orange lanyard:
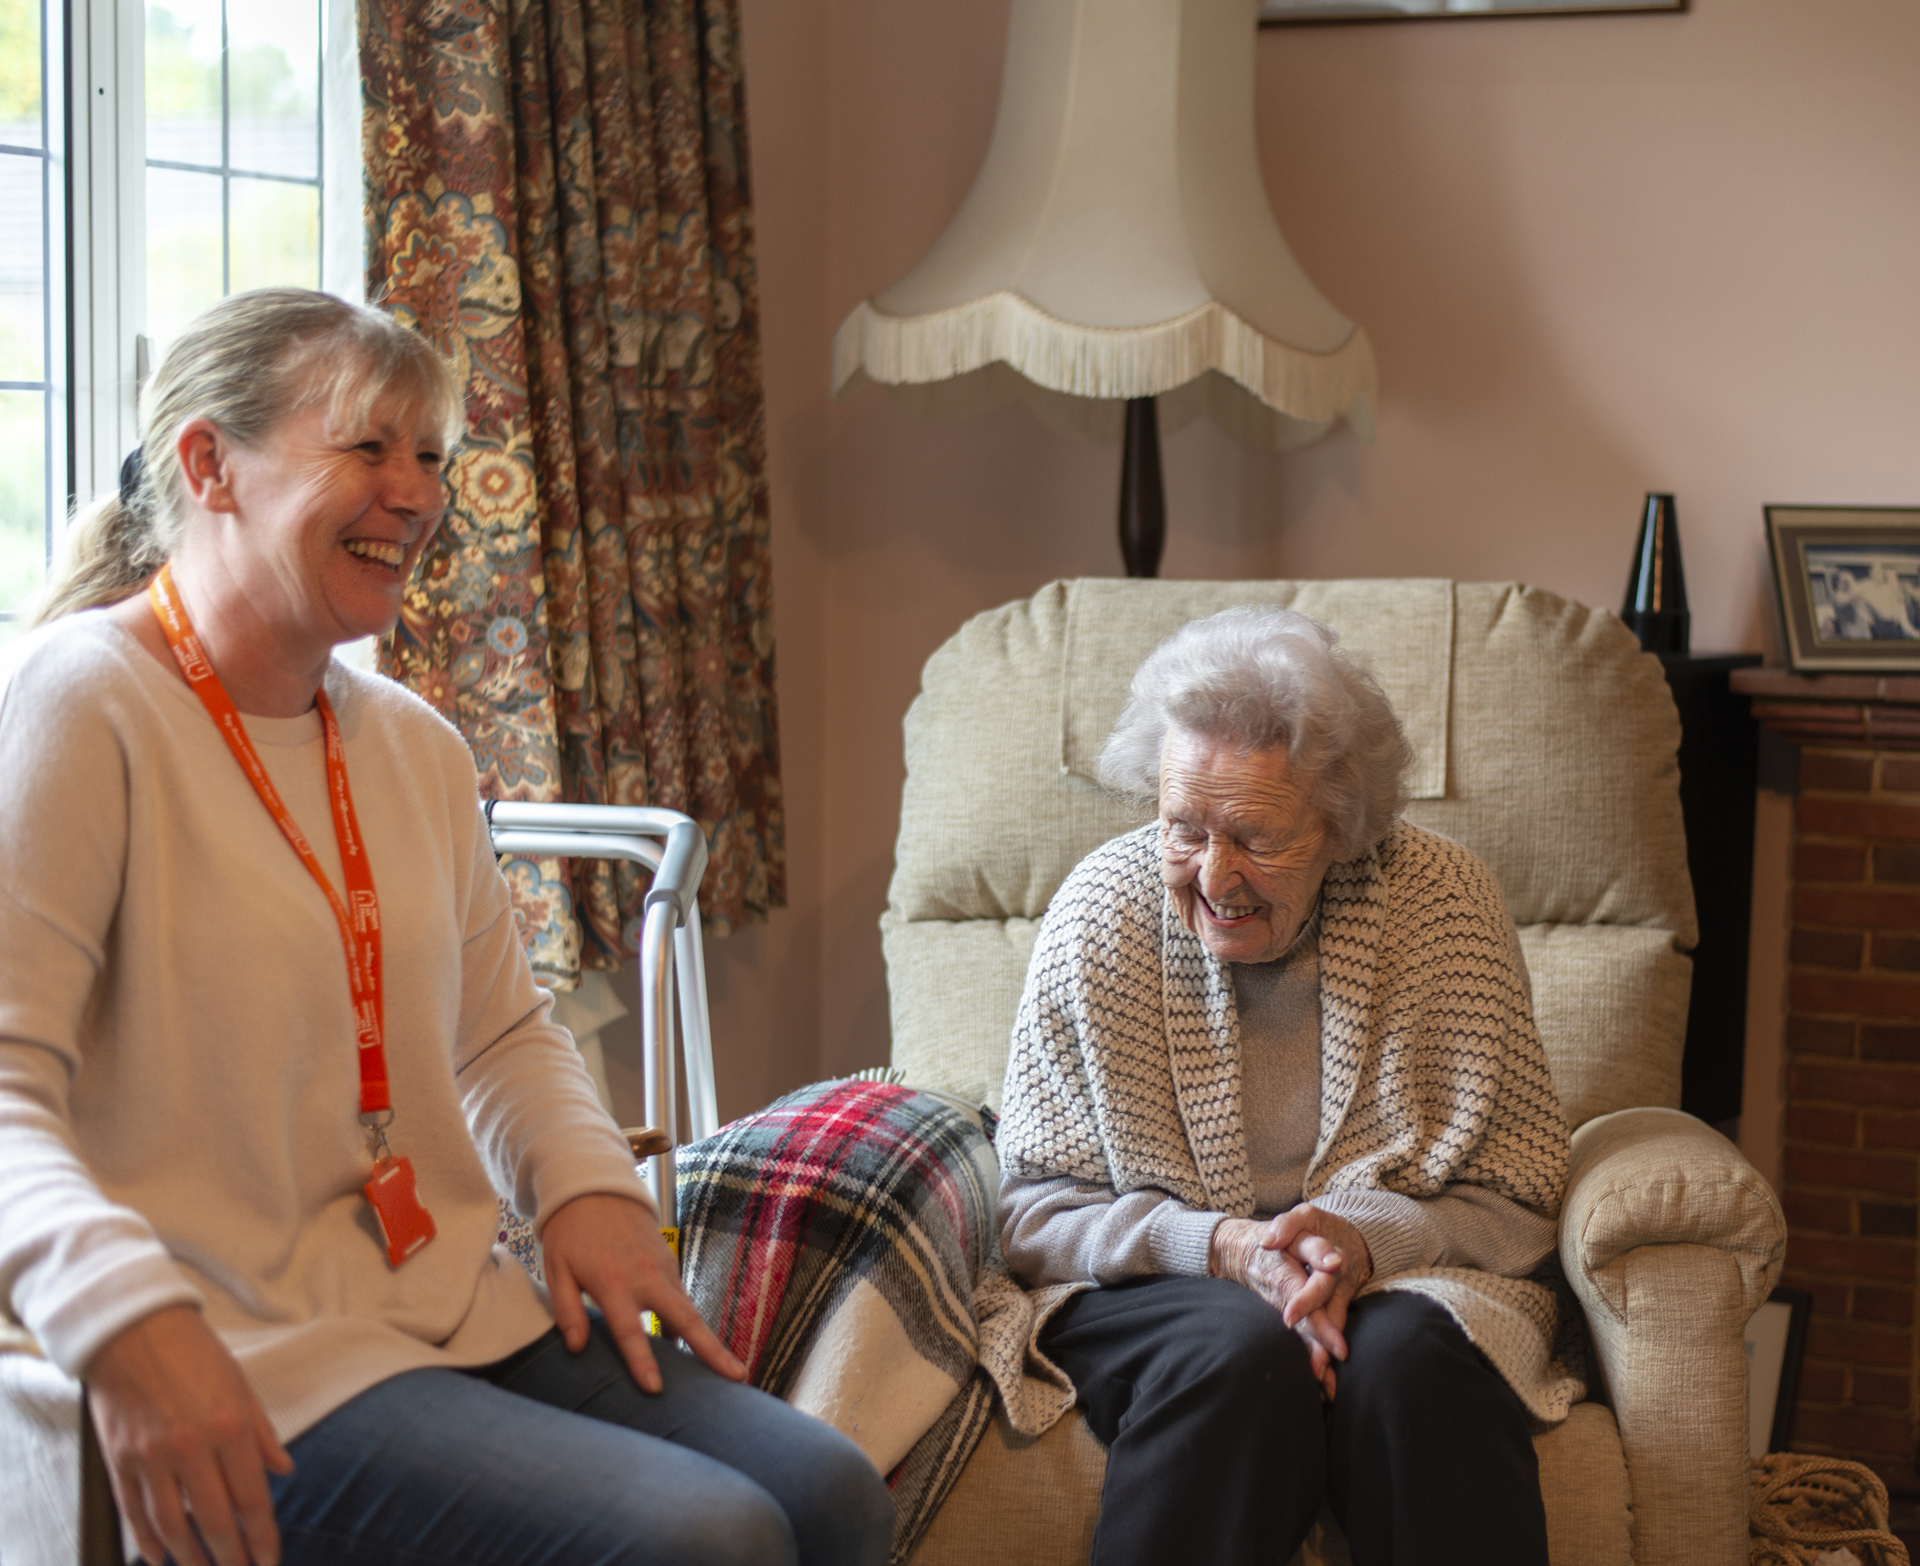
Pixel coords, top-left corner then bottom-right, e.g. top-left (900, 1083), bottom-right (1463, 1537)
top-left (147, 565), bottom-right (391, 1121)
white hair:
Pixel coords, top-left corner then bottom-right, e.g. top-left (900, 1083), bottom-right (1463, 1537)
top-left (1096, 605), bottom-right (1413, 860)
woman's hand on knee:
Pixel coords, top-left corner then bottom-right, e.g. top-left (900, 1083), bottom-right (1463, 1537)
top-left (84, 1303), bottom-right (294, 1566)
top-left (539, 1192), bottom-right (747, 1393)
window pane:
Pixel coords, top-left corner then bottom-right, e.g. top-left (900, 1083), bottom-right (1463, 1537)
top-left (147, 0), bottom-right (223, 169)
top-left (147, 165), bottom-right (223, 358)
top-left (0, 149), bottom-right (43, 380)
top-left (0, 0), bottom-right (43, 146)
top-left (231, 177), bottom-right (317, 294)
top-left (230, 2), bottom-right (319, 179)
top-left (0, 388), bottom-right (47, 622)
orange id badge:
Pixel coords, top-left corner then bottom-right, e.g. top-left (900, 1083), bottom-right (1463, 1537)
top-left (364, 1155), bottom-right (437, 1267)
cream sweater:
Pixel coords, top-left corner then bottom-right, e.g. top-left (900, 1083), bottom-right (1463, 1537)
top-left (0, 612), bottom-right (650, 1440)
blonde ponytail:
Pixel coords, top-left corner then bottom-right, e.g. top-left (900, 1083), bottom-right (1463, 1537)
top-left (29, 491), bottom-right (171, 625)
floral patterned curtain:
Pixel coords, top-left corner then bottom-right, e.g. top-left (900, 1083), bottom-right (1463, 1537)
top-left (361, 0), bottom-right (783, 985)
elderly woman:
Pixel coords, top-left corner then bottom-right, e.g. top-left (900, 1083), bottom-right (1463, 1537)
top-left (0, 289), bottom-right (891, 1566)
top-left (998, 607), bottom-right (1575, 1566)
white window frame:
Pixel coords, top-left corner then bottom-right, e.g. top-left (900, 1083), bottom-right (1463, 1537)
top-left (67, 0), bottom-right (144, 510)
top-left (321, 0), bottom-right (364, 307)
top-left (0, 0), bottom-right (71, 619)
top-left (63, 0), bottom-right (361, 524)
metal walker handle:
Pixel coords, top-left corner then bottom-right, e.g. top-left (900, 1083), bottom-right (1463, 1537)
top-left (484, 803), bottom-right (718, 1231)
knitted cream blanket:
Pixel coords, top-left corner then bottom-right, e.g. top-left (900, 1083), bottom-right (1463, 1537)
top-left (996, 821), bottom-right (1585, 1431)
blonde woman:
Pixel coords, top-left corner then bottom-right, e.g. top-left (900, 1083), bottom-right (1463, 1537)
top-left (0, 290), bottom-right (890, 1566)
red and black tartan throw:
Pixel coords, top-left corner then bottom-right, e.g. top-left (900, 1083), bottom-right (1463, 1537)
top-left (676, 1078), bottom-right (1008, 1565)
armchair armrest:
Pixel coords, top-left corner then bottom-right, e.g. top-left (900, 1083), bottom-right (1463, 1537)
top-left (1561, 1107), bottom-right (1786, 1566)
top-left (1566, 1106), bottom-right (1784, 1312)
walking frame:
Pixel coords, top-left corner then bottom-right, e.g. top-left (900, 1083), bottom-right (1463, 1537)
top-left (68, 803), bottom-right (721, 1566)
top-left (483, 801), bottom-right (723, 1229)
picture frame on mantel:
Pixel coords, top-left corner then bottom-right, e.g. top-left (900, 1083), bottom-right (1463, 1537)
top-left (1744, 1286), bottom-right (1811, 1458)
top-left (1767, 505), bottom-right (1920, 673)
top-left (1259, 0), bottom-right (1684, 23)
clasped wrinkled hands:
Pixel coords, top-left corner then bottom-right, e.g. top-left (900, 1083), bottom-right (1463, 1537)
top-left (1208, 1204), bottom-right (1372, 1401)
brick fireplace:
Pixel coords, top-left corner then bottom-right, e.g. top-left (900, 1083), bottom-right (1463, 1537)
top-left (1736, 669), bottom-right (1920, 1489)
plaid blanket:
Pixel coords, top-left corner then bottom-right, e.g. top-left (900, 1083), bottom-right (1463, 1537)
top-left (493, 1077), bottom-right (1035, 1560)
top-left (677, 1078), bottom-right (1012, 1564)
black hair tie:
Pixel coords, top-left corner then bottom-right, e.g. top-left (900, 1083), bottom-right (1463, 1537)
top-left (118, 446), bottom-right (145, 506)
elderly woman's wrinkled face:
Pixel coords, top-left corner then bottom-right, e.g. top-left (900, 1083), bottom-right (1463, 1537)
top-left (1158, 730), bottom-right (1338, 965)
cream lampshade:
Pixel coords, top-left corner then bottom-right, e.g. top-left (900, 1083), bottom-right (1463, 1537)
top-left (832, 0), bottom-right (1378, 575)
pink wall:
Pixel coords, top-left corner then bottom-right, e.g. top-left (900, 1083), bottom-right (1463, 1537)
top-left (695, 0), bottom-right (1920, 1115)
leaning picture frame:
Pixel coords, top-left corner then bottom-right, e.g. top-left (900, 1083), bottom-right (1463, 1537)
top-left (1745, 1286), bottom-right (1811, 1458)
top-left (1766, 505), bottom-right (1920, 673)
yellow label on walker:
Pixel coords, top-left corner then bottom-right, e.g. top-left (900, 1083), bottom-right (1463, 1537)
top-left (643, 1229), bottom-right (683, 1336)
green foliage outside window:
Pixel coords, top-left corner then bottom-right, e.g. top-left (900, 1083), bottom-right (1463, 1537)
top-left (0, 0), bottom-right (41, 126)
top-left (146, 5), bottom-right (314, 136)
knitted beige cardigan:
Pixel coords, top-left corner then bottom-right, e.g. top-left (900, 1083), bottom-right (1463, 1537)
top-left (996, 820), bottom-right (1585, 1429)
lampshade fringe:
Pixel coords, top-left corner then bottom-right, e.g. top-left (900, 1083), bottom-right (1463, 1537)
top-left (833, 289), bottom-right (1377, 439)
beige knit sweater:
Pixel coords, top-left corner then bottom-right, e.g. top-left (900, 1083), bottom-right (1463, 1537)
top-left (996, 821), bottom-right (1585, 1427)
top-left (0, 612), bottom-right (650, 1440)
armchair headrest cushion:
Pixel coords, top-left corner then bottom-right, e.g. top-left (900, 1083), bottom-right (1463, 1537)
top-left (1058, 578), bottom-right (1453, 800)
top-left (893, 578), bottom-right (1692, 940)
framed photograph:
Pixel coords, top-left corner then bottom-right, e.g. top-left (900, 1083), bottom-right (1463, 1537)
top-left (1767, 506), bottom-right (1920, 673)
top-left (1745, 1286), bottom-right (1811, 1458)
top-left (1260, 0), bottom-right (1685, 24)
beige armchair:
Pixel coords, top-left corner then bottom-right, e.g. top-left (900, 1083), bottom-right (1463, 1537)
top-left (882, 579), bottom-right (1786, 1566)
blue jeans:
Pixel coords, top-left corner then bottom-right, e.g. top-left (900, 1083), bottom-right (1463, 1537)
top-left (268, 1319), bottom-right (895, 1566)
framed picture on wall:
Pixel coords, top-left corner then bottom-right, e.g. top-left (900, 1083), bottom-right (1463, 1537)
top-left (1746, 1286), bottom-right (1811, 1458)
top-left (1767, 506), bottom-right (1920, 673)
top-left (1259, 0), bottom-right (1685, 23)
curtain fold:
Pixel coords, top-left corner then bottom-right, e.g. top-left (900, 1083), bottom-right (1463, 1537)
top-left (361, 0), bottom-right (782, 983)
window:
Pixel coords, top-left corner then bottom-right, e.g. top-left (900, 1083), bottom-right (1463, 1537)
top-left (144, 0), bottom-right (321, 361)
top-left (0, 0), bottom-right (66, 642)
top-left (0, 0), bottom-right (358, 643)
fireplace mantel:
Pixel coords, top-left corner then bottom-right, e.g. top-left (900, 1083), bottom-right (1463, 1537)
top-left (1733, 668), bottom-right (1920, 750)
